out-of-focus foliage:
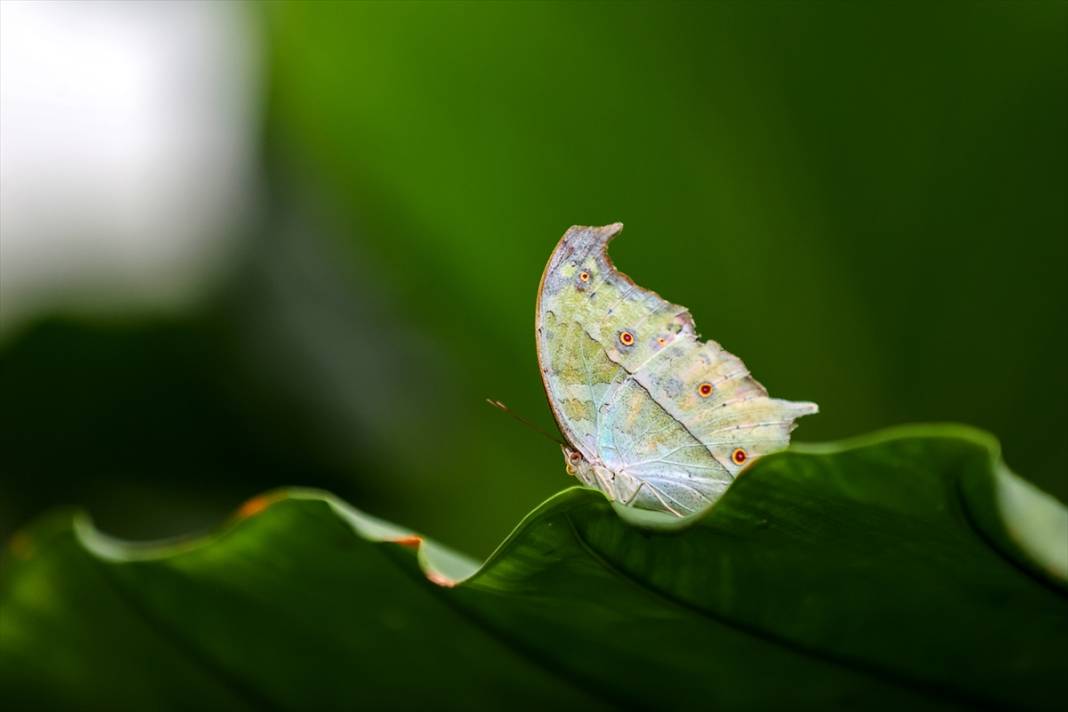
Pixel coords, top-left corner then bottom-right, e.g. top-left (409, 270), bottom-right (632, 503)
top-left (3, 428), bottom-right (1065, 710)
top-left (1, 2), bottom-right (1065, 555)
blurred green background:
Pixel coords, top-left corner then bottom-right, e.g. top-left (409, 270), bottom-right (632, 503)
top-left (2, 1), bottom-right (1065, 558)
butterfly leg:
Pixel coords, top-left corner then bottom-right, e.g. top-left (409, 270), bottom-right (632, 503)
top-left (642, 482), bottom-right (684, 517)
top-left (592, 466), bottom-right (617, 502)
top-left (611, 470), bottom-right (643, 506)
top-left (621, 480), bottom-right (645, 506)
top-left (614, 473), bottom-right (684, 517)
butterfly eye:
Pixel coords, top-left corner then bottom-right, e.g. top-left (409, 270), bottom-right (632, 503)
top-left (618, 330), bottom-right (635, 347)
top-left (731, 448), bottom-right (747, 465)
top-left (698, 382), bottom-right (714, 398)
top-left (569, 451), bottom-right (581, 463)
top-left (578, 271), bottom-right (591, 282)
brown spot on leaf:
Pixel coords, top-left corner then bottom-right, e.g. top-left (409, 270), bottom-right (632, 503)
top-left (237, 495), bottom-right (278, 520)
top-left (427, 569), bottom-right (457, 588)
top-left (8, 533), bottom-right (33, 560)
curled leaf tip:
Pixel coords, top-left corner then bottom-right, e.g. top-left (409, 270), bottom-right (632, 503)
top-left (392, 535), bottom-right (423, 549)
top-left (426, 570), bottom-right (457, 588)
top-left (387, 534), bottom-right (457, 586)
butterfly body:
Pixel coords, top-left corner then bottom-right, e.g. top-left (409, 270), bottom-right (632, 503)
top-left (537, 223), bottom-right (817, 516)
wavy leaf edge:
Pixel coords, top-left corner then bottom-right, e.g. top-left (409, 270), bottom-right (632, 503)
top-left (4, 422), bottom-right (1066, 592)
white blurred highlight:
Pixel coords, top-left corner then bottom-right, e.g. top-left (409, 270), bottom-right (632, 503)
top-left (0, 0), bottom-right (261, 333)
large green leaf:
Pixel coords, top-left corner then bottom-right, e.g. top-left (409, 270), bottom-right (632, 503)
top-left (2, 426), bottom-right (1065, 710)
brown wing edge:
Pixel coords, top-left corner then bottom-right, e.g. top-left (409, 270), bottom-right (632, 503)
top-left (535, 223), bottom-right (625, 452)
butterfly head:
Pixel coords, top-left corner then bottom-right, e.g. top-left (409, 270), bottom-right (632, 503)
top-left (561, 446), bottom-right (622, 497)
top-left (562, 446), bottom-right (582, 475)
top-left (561, 447), bottom-right (600, 488)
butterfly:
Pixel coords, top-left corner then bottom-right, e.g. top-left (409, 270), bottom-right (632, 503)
top-left (536, 223), bottom-right (817, 517)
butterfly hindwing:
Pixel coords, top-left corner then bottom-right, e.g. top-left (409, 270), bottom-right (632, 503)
top-left (599, 377), bottom-right (732, 513)
top-left (634, 338), bottom-right (817, 466)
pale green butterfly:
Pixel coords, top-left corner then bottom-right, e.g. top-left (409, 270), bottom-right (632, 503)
top-left (536, 223), bottom-right (817, 516)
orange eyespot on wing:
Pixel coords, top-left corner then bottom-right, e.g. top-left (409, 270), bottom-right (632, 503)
top-left (578, 270), bottom-right (591, 282)
top-left (731, 448), bottom-right (748, 465)
top-left (618, 330), bottom-right (635, 346)
top-left (698, 382), bottom-right (714, 398)
top-left (656, 336), bottom-right (667, 347)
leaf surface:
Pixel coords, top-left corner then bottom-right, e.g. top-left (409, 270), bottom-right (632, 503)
top-left (2, 426), bottom-right (1065, 710)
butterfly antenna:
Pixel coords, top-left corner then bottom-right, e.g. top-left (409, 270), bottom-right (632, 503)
top-left (485, 398), bottom-right (567, 447)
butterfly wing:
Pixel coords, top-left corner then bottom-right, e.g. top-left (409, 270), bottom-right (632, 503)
top-left (536, 223), bottom-right (817, 515)
top-left (536, 226), bottom-right (630, 460)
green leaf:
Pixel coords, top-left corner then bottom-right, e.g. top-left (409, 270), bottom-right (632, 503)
top-left (2, 426), bottom-right (1066, 710)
